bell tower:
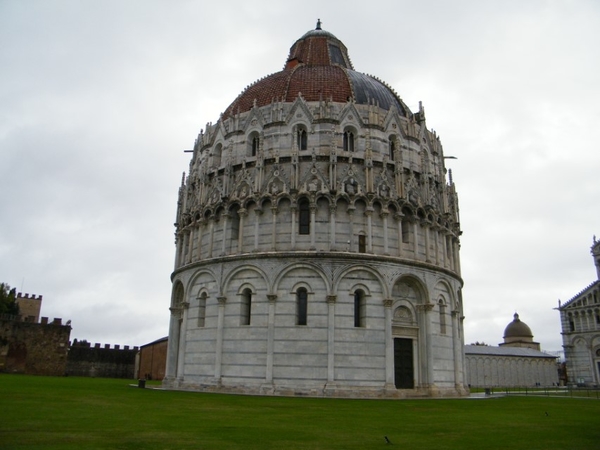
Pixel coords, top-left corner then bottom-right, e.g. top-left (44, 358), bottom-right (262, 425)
top-left (592, 235), bottom-right (600, 280)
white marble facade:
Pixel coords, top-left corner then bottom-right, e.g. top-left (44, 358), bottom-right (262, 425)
top-left (558, 237), bottom-right (600, 386)
top-left (164, 23), bottom-right (467, 398)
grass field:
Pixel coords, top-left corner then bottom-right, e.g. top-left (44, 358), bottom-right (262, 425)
top-left (1, 375), bottom-right (599, 449)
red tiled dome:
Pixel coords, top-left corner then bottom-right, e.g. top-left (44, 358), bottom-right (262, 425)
top-left (224, 22), bottom-right (409, 118)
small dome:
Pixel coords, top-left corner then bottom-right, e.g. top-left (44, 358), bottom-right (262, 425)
top-left (223, 21), bottom-right (409, 118)
top-left (503, 313), bottom-right (533, 339)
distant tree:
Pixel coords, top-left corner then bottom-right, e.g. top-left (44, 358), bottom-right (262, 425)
top-left (0, 283), bottom-right (19, 316)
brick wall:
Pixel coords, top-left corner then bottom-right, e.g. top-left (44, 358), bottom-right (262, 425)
top-left (137, 337), bottom-right (167, 380)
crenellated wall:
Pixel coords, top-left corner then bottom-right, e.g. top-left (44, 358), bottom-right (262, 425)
top-left (66, 340), bottom-right (139, 379)
top-left (0, 316), bottom-right (71, 376)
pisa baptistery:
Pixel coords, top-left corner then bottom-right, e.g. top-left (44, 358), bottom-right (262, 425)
top-left (164, 22), bottom-right (467, 398)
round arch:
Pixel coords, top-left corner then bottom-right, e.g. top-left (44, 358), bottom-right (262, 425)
top-left (333, 264), bottom-right (389, 299)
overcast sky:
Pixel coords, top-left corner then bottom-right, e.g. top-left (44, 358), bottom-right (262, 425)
top-left (1, 0), bottom-right (598, 352)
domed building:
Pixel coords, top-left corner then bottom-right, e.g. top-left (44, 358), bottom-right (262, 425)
top-left (465, 313), bottom-right (557, 388)
top-left (164, 22), bottom-right (467, 398)
top-left (500, 312), bottom-right (540, 350)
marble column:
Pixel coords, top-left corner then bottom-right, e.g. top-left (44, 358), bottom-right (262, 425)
top-left (329, 205), bottom-right (337, 251)
top-left (214, 296), bottom-right (227, 381)
top-left (310, 203), bottom-right (317, 250)
top-left (365, 208), bottom-right (373, 253)
top-left (165, 306), bottom-right (182, 381)
top-left (237, 209), bottom-right (247, 253)
top-left (253, 209), bottom-right (263, 251)
top-left (220, 211), bottom-right (230, 256)
top-left (326, 295), bottom-right (337, 382)
top-left (383, 299), bottom-right (394, 387)
top-left (266, 294), bottom-right (277, 383)
top-left (382, 210), bottom-right (389, 255)
top-left (176, 301), bottom-right (189, 381)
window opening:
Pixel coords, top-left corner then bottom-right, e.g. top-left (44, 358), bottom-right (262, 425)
top-left (248, 133), bottom-right (260, 157)
top-left (297, 128), bottom-right (307, 150)
top-left (198, 294), bottom-right (207, 327)
top-left (299, 198), bottom-right (310, 235)
top-left (297, 288), bottom-right (308, 325)
top-left (241, 289), bottom-right (252, 325)
top-left (401, 219), bottom-right (410, 244)
top-left (343, 130), bottom-right (355, 152)
top-left (439, 300), bottom-right (447, 334)
top-left (354, 290), bottom-right (366, 327)
top-left (358, 234), bottom-right (366, 253)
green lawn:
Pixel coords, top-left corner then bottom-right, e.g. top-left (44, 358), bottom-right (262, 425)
top-left (1, 375), bottom-right (599, 449)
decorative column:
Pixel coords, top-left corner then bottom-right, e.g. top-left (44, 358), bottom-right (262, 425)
top-left (271, 206), bottom-right (278, 251)
top-left (348, 207), bottom-right (355, 252)
top-left (424, 222), bottom-right (431, 263)
top-left (196, 220), bottom-right (205, 261)
top-left (237, 209), bottom-right (247, 253)
top-left (214, 296), bottom-right (227, 382)
top-left (365, 207), bottom-right (373, 253)
top-left (395, 213), bottom-right (403, 258)
top-left (165, 306), bottom-right (182, 382)
top-left (290, 204), bottom-right (297, 249)
top-left (187, 228), bottom-right (194, 263)
top-left (265, 294), bottom-right (277, 383)
top-left (207, 216), bottom-right (215, 258)
top-left (326, 295), bottom-right (337, 383)
top-left (452, 309), bottom-right (464, 390)
top-left (382, 210), bottom-right (389, 255)
top-left (176, 301), bottom-right (190, 381)
top-left (174, 234), bottom-right (183, 269)
top-left (253, 208), bottom-right (263, 251)
top-left (383, 299), bottom-right (394, 387)
top-left (413, 219), bottom-right (419, 259)
top-left (443, 233), bottom-right (450, 269)
top-left (418, 303), bottom-right (435, 389)
top-left (310, 203), bottom-right (317, 250)
top-left (180, 231), bottom-right (189, 266)
top-left (454, 239), bottom-right (462, 275)
top-left (329, 205), bottom-right (337, 251)
top-left (433, 227), bottom-right (440, 266)
top-left (220, 211), bottom-right (230, 256)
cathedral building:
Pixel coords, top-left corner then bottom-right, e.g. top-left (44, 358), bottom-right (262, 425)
top-left (164, 22), bottom-right (467, 398)
top-left (558, 237), bottom-right (600, 386)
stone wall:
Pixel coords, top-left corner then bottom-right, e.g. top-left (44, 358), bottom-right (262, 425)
top-left (67, 341), bottom-right (138, 379)
top-left (0, 317), bottom-right (71, 376)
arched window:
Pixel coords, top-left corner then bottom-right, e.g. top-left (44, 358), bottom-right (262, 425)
top-left (248, 132), bottom-right (260, 157)
top-left (212, 143), bottom-right (222, 168)
top-left (354, 289), bottom-right (366, 327)
top-left (197, 293), bottom-right (207, 327)
top-left (438, 299), bottom-right (447, 334)
top-left (297, 126), bottom-right (308, 150)
top-left (388, 138), bottom-right (395, 161)
top-left (343, 129), bottom-right (355, 152)
top-left (240, 288), bottom-right (252, 325)
top-left (297, 288), bottom-right (308, 326)
top-left (298, 198), bottom-right (310, 235)
top-left (358, 233), bottom-right (366, 253)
